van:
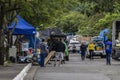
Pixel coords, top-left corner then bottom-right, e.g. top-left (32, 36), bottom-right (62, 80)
top-left (68, 41), bottom-right (81, 53)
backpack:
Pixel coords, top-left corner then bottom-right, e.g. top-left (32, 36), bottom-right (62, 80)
top-left (40, 43), bottom-right (47, 53)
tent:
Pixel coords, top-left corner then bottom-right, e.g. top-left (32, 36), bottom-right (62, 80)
top-left (9, 15), bottom-right (36, 35)
top-left (40, 27), bottom-right (66, 39)
top-left (8, 15), bottom-right (36, 49)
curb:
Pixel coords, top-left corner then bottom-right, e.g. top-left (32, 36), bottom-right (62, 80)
top-left (13, 63), bottom-right (32, 80)
top-left (24, 66), bottom-right (39, 80)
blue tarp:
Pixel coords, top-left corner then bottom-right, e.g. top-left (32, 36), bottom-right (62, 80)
top-left (99, 28), bottom-right (109, 42)
top-left (23, 35), bottom-right (41, 50)
top-left (9, 15), bottom-right (36, 35)
top-left (99, 28), bottom-right (109, 37)
top-left (23, 35), bottom-right (35, 48)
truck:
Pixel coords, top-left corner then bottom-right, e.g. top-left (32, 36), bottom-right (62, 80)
top-left (86, 36), bottom-right (105, 58)
top-left (112, 21), bottom-right (120, 61)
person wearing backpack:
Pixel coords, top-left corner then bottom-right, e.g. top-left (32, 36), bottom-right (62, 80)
top-left (39, 39), bottom-right (48, 67)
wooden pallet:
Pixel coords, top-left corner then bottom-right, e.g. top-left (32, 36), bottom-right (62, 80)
top-left (44, 51), bottom-right (56, 65)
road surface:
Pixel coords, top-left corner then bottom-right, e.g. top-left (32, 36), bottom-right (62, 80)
top-left (25, 53), bottom-right (120, 80)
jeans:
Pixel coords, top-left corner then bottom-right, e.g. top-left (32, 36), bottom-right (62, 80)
top-left (106, 53), bottom-right (111, 65)
top-left (89, 50), bottom-right (94, 60)
top-left (81, 51), bottom-right (86, 61)
top-left (40, 53), bottom-right (47, 67)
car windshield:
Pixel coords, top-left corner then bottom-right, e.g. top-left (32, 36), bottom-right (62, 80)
top-left (95, 42), bottom-right (103, 47)
top-left (98, 43), bottom-right (103, 46)
top-left (94, 42), bottom-right (104, 51)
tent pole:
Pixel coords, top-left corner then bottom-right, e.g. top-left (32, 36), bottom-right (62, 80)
top-left (34, 35), bottom-right (36, 53)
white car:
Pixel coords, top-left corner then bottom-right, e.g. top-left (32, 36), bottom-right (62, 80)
top-left (68, 41), bottom-right (81, 53)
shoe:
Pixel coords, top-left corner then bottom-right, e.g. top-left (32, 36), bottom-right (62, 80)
top-left (63, 60), bottom-right (65, 64)
top-left (61, 60), bottom-right (65, 64)
top-left (106, 63), bottom-right (111, 65)
top-left (48, 62), bottom-right (51, 64)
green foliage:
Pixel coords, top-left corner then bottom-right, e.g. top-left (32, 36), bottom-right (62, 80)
top-left (55, 11), bottom-right (87, 34)
top-left (95, 13), bottom-right (120, 30)
top-left (113, 2), bottom-right (120, 13)
top-left (74, 2), bottom-right (97, 16)
top-left (6, 0), bottom-right (120, 34)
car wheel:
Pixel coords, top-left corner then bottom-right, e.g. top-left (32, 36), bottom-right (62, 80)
top-left (100, 54), bottom-right (104, 58)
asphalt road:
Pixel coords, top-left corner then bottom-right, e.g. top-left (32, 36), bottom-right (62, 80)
top-left (26, 53), bottom-right (120, 80)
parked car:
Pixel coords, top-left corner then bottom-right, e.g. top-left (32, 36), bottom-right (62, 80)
top-left (68, 41), bottom-right (81, 53)
top-left (86, 41), bottom-right (105, 58)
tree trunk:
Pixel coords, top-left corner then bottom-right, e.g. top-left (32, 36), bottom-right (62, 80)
top-left (0, 4), bottom-right (4, 65)
top-left (0, 31), bottom-right (5, 65)
top-left (0, 29), bottom-right (5, 65)
top-left (6, 45), bottom-right (9, 61)
top-left (0, 0), bottom-right (21, 65)
top-left (0, 47), bottom-right (4, 65)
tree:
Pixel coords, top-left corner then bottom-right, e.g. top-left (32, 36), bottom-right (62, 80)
top-left (0, 0), bottom-right (22, 65)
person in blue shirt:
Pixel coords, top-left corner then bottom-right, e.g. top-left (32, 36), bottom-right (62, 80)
top-left (105, 39), bottom-right (112, 65)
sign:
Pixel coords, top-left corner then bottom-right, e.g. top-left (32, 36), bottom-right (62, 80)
top-left (9, 48), bottom-right (17, 58)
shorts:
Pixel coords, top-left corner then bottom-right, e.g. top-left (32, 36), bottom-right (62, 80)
top-left (55, 52), bottom-right (64, 60)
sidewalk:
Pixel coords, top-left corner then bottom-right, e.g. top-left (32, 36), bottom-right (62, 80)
top-left (0, 63), bottom-right (31, 80)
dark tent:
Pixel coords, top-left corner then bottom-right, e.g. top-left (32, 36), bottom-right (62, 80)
top-left (40, 27), bottom-right (66, 39)
top-left (9, 15), bottom-right (36, 35)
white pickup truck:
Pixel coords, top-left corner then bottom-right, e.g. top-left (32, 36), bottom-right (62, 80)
top-left (87, 41), bottom-right (105, 58)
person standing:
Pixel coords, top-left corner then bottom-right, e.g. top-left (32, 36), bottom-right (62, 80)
top-left (105, 39), bottom-right (112, 65)
top-left (54, 38), bottom-right (65, 66)
top-left (80, 42), bottom-right (87, 61)
top-left (88, 42), bottom-right (95, 60)
top-left (62, 40), bottom-right (69, 61)
top-left (39, 39), bottom-right (48, 67)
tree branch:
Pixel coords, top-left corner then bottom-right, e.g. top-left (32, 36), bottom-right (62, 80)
top-left (6, 7), bottom-right (21, 13)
